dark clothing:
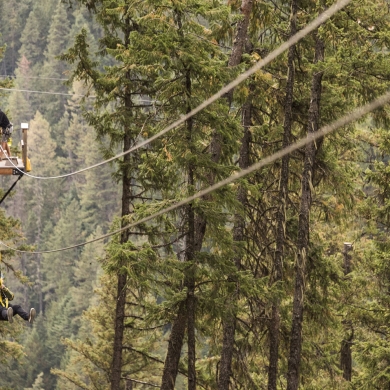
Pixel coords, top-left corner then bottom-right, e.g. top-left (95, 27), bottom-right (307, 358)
top-left (0, 110), bottom-right (10, 130)
top-left (0, 304), bottom-right (29, 321)
top-left (0, 285), bottom-right (35, 323)
top-left (0, 110), bottom-right (11, 146)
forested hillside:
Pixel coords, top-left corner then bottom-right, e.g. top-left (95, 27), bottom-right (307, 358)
top-left (0, 0), bottom-right (390, 389)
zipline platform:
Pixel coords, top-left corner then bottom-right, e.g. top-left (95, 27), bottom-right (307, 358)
top-left (0, 156), bottom-right (25, 176)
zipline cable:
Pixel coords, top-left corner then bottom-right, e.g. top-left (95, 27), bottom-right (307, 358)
top-left (0, 86), bottom-right (156, 102)
top-left (0, 75), bottom-right (69, 81)
top-left (0, 0), bottom-right (352, 181)
top-left (0, 87), bottom-right (91, 98)
top-left (2, 88), bottom-right (389, 254)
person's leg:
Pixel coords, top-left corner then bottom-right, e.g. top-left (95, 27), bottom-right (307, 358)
top-left (1, 131), bottom-right (8, 155)
top-left (9, 304), bottom-right (35, 323)
top-left (1, 141), bottom-right (10, 156)
top-left (5, 141), bottom-right (10, 156)
top-left (9, 304), bottom-right (28, 320)
top-left (0, 306), bottom-right (13, 323)
top-left (29, 308), bottom-right (36, 324)
top-left (0, 307), bottom-right (8, 320)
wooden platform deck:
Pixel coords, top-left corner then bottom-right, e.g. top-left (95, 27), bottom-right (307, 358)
top-left (0, 157), bottom-right (25, 175)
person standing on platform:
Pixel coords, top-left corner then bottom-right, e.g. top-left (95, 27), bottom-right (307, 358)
top-left (0, 109), bottom-right (13, 157)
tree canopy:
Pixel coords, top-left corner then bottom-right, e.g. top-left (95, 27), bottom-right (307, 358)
top-left (1, 0), bottom-right (390, 389)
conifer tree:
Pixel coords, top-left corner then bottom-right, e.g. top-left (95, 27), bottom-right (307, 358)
top-left (65, 82), bottom-right (121, 234)
top-left (17, 111), bottom-right (58, 314)
top-left (38, 0), bottom-right (72, 125)
top-left (267, 0), bottom-right (297, 388)
top-left (286, 29), bottom-right (325, 390)
top-left (20, 316), bottom-right (50, 388)
top-left (345, 125), bottom-right (390, 387)
top-left (19, 113), bottom-right (55, 239)
top-left (218, 1), bottom-right (254, 388)
top-left (60, 2), bottom-right (238, 390)
top-left (25, 372), bottom-right (44, 390)
top-left (285, 2), bottom-right (390, 386)
top-left (18, 0), bottom-right (57, 115)
top-left (61, 2), bottom-right (160, 388)
top-left (0, 0), bottom-right (33, 75)
top-left (0, 41), bottom-right (30, 389)
top-left (6, 55), bottom-right (35, 129)
top-left (41, 199), bottom-right (84, 301)
top-left (22, 1), bottom-right (390, 389)
top-left (18, 0), bottom-right (56, 67)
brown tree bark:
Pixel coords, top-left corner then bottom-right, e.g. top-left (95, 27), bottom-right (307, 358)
top-left (110, 129), bottom-right (132, 390)
top-left (110, 16), bottom-right (134, 389)
top-left (340, 242), bottom-right (353, 381)
top-left (218, 2), bottom-right (253, 389)
top-left (226, 0), bottom-right (253, 105)
top-left (160, 300), bottom-right (188, 389)
top-left (228, 0), bottom-right (253, 67)
top-left (161, 110), bottom-right (228, 390)
top-left (187, 269), bottom-right (196, 390)
top-left (160, 138), bottom-right (222, 389)
top-left (268, 1), bottom-right (297, 389)
top-left (160, 52), bottom-right (212, 388)
top-left (160, 209), bottom-right (218, 390)
top-left (286, 32), bottom-right (325, 390)
top-left (37, 255), bottom-right (43, 314)
top-left (161, 1), bottom-right (255, 386)
top-left (218, 102), bottom-right (251, 389)
top-left (186, 100), bottom-right (196, 390)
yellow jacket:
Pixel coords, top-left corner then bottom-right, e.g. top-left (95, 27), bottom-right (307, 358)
top-left (0, 286), bottom-right (14, 308)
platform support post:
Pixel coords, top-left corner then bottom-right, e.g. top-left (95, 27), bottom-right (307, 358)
top-left (21, 123), bottom-right (28, 168)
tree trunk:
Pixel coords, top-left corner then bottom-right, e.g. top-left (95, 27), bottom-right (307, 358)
top-left (340, 242), bottom-right (353, 381)
top-left (218, 101), bottom-right (251, 389)
top-left (35, 181), bottom-right (44, 314)
top-left (110, 139), bottom-right (132, 390)
top-left (167, 210), bottom-right (203, 390)
top-left (187, 268), bottom-right (196, 390)
top-left (286, 32), bottom-right (325, 390)
top-left (218, 2), bottom-right (253, 389)
top-left (125, 378), bottom-right (133, 390)
top-left (160, 130), bottom-right (223, 390)
top-left (160, 300), bottom-right (187, 389)
top-left (226, 0), bottom-right (253, 105)
top-left (268, 1), bottom-right (297, 388)
top-left (37, 254), bottom-right (43, 314)
top-left (340, 330), bottom-right (353, 381)
top-left (186, 110), bottom-right (196, 390)
top-left (110, 24), bottom-right (133, 386)
top-left (161, 65), bottom-right (202, 390)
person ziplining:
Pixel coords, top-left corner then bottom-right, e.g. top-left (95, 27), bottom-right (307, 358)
top-left (0, 279), bottom-right (36, 324)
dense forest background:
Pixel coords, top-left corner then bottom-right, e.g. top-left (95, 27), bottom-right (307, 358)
top-left (0, 0), bottom-right (390, 389)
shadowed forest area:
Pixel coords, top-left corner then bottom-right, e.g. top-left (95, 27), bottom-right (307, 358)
top-left (0, 0), bottom-right (390, 389)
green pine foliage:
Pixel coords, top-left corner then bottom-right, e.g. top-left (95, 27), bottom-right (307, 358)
top-left (0, 42), bottom-right (27, 389)
top-left (1, 0), bottom-right (390, 389)
top-left (0, 0), bottom-right (33, 76)
top-left (38, 1), bottom-right (72, 125)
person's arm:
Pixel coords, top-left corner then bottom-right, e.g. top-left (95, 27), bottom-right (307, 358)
top-left (1, 286), bottom-right (14, 301)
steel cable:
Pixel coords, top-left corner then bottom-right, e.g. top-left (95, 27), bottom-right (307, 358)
top-left (3, 86), bottom-right (389, 254)
top-left (0, 0), bottom-right (351, 180)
